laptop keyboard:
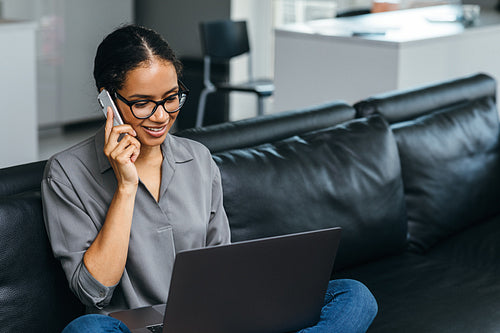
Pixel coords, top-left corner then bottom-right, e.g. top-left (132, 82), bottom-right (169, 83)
top-left (146, 324), bottom-right (163, 333)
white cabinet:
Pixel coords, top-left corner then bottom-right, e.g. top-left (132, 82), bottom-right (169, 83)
top-left (0, 20), bottom-right (37, 167)
top-left (2, 0), bottom-right (134, 128)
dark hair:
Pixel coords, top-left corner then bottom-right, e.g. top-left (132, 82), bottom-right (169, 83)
top-left (93, 24), bottom-right (183, 93)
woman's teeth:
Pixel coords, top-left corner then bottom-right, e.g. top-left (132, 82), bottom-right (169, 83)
top-left (146, 127), bottom-right (164, 132)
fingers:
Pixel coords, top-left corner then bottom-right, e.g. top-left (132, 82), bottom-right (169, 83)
top-left (105, 132), bottom-right (140, 160)
top-left (109, 135), bottom-right (140, 157)
top-left (104, 127), bottom-right (137, 158)
top-left (104, 107), bottom-right (136, 146)
top-left (107, 127), bottom-right (136, 146)
top-left (102, 112), bottom-right (140, 185)
top-left (104, 107), bottom-right (114, 144)
top-left (130, 144), bottom-right (140, 163)
top-left (110, 142), bottom-right (141, 165)
top-left (104, 131), bottom-right (141, 186)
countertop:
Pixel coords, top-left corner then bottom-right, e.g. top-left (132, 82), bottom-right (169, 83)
top-left (275, 5), bottom-right (500, 46)
top-left (0, 19), bottom-right (37, 30)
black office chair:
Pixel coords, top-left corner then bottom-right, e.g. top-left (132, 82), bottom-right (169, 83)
top-left (196, 20), bottom-right (274, 127)
top-left (336, 8), bottom-right (371, 17)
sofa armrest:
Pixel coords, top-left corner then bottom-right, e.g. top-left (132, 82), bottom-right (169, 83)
top-left (0, 160), bottom-right (46, 196)
top-left (0, 192), bottom-right (83, 331)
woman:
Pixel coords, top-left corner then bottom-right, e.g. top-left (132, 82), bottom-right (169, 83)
top-left (42, 25), bottom-right (377, 332)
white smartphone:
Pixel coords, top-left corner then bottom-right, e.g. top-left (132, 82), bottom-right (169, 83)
top-left (98, 89), bottom-right (124, 126)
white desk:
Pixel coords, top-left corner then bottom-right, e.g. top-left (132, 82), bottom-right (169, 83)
top-left (274, 5), bottom-right (500, 111)
top-left (0, 20), bottom-right (37, 168)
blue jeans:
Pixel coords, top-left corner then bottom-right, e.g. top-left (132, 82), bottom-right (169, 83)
top-left (296, 279), bottom-right (378, 332)
top-left (63, 279), bottom-right (377, 333)
top-left (62, 314), bottom-right (131, 333)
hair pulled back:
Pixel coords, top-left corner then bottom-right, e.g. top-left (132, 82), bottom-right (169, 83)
top-left (93, 24), bottom-right (182, 93)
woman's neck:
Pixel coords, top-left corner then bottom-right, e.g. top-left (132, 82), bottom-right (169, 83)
top-left (134, 144), bottom-right (163, 201)
top-left (135, 144), bottom-right (163, 168)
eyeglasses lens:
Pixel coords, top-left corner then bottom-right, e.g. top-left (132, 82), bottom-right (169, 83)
top-left (131, 93), bottom-right (186, 118)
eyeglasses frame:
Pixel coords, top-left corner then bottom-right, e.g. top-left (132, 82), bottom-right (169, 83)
top-left (114, 80), bottom-right (190, 120)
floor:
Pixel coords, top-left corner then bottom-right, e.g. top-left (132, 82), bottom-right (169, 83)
top-left (38, 121), bottom-right (103, 161)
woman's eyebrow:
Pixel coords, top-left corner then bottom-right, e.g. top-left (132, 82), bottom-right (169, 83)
top-left (128, 85), bottom-right (179, 99)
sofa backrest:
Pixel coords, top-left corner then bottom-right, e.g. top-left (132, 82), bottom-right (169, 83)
top-left (0, 161), bottom-right (83, 332)
top-left (0, 160), bottom-right (47, 196)
top-left (213, 115), bottom-right (408, 271)
top-left (354, 73), bottom-right (496, 123)
top-left (175, 101), bottom-right (355, 153)
top-left (391, 96), bottom-right (500, 253)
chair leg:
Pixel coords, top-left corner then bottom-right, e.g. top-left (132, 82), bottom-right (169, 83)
top-left (257, 96), bottom-right (265, 117)
top-left (196, 88), bottom-right (211, 127)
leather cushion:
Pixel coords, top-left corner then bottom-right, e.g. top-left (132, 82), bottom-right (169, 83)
top-left (0, 192), bottom-right (83, 331)
top-left (427, 214), bottom-right (500, 273)
top-left (336, 251), bottom-right (500, 333)
top-left (392, 96), bottom-right (500, 252)
top-left (214, 115), bottom-right (407, 271)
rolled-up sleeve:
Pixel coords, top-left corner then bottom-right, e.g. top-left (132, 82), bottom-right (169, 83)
top-left (41, 160), bottom-right (116, 309)
top-left (207, 159), bottom-right (231, 246)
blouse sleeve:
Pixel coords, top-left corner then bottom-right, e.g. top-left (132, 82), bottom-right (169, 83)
top-left (207, 159), bottom-right (231, 246)
top-left (41, 158), bottom-right (117, 309)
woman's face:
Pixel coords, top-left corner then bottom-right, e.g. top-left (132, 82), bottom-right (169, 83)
top-left (115, 58), bottom-right (180, 148)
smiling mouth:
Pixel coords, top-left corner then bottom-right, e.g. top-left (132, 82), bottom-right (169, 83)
top-left (142, 125), bottom-right (168, 138)
top-left (144, 126), bottom-right (165, 132)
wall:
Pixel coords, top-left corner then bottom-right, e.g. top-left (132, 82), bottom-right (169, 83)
top-left (230, 0), bottom-right (275, 120)
top-left (2, 0), bottom-right (134, 128)
top-left (136, 0), bottom-right (275, 122)
top-left (135, 0), bottom-right (232, 58)
top-left (0, 21), bottom-right (37, 167)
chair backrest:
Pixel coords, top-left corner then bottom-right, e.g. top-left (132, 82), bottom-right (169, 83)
top-left (199, 20), bottom-right (250, 60)
top-left (336, 8), bottom-right (371, 17)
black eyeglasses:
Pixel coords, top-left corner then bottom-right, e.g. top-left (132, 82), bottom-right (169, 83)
top-left (114, 81), bottom-right (189, 119)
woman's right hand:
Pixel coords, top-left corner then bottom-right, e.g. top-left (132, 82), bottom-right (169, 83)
top-left (103, 107), bottom-right (141, 188)
top-left (85, 108), bottom-right (140, 287)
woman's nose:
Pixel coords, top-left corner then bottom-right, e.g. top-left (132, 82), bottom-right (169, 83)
top-left (150, 105), bottom-right (170, 122)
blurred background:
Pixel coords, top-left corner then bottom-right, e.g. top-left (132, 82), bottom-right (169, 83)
top-left (0, 0), bottom-right (498, 167)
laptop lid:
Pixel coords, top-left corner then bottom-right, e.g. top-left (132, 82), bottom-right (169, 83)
top-left (111, 227), bottom-right (341, 333)
top-left (163, 227), bottom-right (341, 333)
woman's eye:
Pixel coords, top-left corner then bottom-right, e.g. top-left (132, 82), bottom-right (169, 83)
top-left (133, 101), bottom-right (150, 109)
top-left (166, 93), bottom-right (179, 102)
top-left (165, 94), bottom-right (179, 103)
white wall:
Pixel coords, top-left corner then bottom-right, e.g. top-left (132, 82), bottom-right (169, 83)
top-left (2, 0), bottom-right (134, 128)
top-left (0, 21), bottom-right (38, 167)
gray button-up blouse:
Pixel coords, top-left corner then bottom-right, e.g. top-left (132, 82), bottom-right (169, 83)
top-left (41, 126), bottom-right (231, 314)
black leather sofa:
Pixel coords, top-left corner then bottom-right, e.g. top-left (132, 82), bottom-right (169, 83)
top-left (1, 73), bottom-right (499, 332)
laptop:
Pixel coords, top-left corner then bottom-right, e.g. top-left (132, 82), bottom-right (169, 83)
top-left (110, 227), bottom-right (341, 333)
